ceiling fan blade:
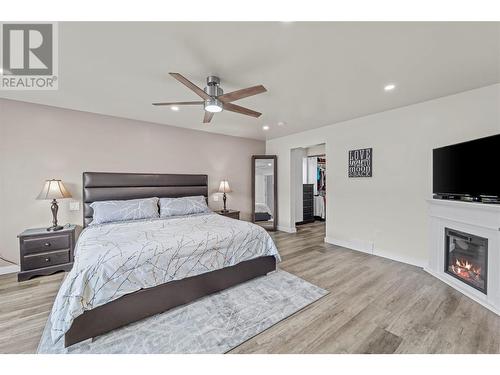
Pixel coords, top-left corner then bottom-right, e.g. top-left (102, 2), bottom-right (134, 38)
top-left (152, 101), bottom-right (203, 106)
top-left (203, 111), bottom-right (214, 123)
top-left (223, 102), bottom-right (262, 118)
top-left (218, 85), bottom-right (267, 103)
top-left (169, 73), bottom-right (211, 100)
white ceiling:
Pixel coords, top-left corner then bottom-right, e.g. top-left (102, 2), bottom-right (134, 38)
top-left (1, 22), bottom-right (499, 140)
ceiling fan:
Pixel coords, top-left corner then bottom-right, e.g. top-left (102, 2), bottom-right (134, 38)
top-left (152, 73), bottom-right (267, 123)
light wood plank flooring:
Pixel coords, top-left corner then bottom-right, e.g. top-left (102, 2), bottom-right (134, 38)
top-left (1, 221), bottom-right (499, 353)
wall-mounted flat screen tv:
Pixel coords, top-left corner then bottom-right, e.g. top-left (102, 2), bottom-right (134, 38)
top-left (433, 134), bottom-right (500, 198)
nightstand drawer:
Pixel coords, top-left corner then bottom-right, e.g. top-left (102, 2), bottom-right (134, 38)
top-left (215, 210), bottom-right (240, 220)
top-left (225, 211), bottom-right (240, 219)
top-left (22, 234), bottom-right (70, 254)
top-left (23, 249), bottom-right (70, 270)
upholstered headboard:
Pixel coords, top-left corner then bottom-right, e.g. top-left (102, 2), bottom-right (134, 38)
top-left (82, 172), bottom-right (208, 227)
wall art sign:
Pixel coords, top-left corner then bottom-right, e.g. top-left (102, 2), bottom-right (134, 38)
top-left (348, 148), bottom-right (372, 177)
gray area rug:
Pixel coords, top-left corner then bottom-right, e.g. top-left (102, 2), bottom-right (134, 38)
top-left (37, 270), bottom-right (328, 354)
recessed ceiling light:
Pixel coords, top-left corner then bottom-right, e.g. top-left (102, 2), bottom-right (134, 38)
top-left (171, 106), bottom-right (179, 111)
top-left (384, 84), bottom-right (396, 92)
top-left (262, 125), bottom-right (270, 131)
top-left (277, 121), bottom-right (286, 127)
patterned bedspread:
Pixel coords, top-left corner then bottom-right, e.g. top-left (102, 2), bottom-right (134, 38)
top-left (49, 212), bottom-right (280, 343)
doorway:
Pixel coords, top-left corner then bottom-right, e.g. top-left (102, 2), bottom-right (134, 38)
top-left (291, 143), bottom-right (326, 232)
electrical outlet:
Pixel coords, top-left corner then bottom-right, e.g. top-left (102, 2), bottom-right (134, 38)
top-left (213, 195), bottom-right (219, 202)
top-left (69, 201), bottom-right (80, 211)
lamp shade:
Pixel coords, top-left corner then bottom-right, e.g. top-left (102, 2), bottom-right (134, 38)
top-left (218, 180), bottom-right (231, 193)
top-left (36, 179), bottom-right (72, 200)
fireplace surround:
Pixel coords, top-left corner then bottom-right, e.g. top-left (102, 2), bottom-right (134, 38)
top-left (426, 199), bottom-right (500, 315)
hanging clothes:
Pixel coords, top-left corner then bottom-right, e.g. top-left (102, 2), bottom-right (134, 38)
top-left (317, 157), bottom-right (326, 195)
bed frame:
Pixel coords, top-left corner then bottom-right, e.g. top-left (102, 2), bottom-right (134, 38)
top-left (64, 172), bottom-right (276, 347)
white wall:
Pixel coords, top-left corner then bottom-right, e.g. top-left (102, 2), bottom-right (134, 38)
top-left (255, 166), bottom-right (273, 204)
top-left (255, 174), bottom-right (265, 204)
top-left (0, 99), bottom-right (264, 264)
top-left (267, 84), bottom-right (500, 267)
top-left (306, 144), bottom-right (326, 156)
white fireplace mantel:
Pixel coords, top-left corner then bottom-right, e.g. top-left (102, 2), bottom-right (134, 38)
top-left (425, 199), bottom-right (500, 315)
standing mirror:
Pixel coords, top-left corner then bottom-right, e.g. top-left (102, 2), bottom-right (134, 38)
top-left (252, 155), bottom-right (277, 231)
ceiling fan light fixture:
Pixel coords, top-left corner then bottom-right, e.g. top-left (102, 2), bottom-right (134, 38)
top-left (205, 98), bottom-right (223, 113)
top-left (155, 73), bottom-right (265, 123)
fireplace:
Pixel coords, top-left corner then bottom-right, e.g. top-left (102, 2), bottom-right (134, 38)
top-left (445, 228), bottom-right (488, 294)
top-left (428, 199), bottom-right (499, 315)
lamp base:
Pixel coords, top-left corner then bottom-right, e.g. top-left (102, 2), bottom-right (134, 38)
top-left (47, 199), bottom-right (62, 232)
top-left (47, 225), bottom-right (64, 232)
top-left (222, 192), bottom-right (228, 212)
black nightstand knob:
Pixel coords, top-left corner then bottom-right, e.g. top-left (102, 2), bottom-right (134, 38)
top-left (44, 242), bottom-right (51, 247)
top-left (45, 257), bottom-right (50, 262)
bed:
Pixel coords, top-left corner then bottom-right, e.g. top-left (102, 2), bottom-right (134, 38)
top-left (254, 202), bottom-right (273, 222)
top-left (50, 172), bottom-right (279, 347)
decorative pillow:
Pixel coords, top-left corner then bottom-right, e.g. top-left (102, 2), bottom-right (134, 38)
top-left (90, 197), bottom-right (159, 225)
top-left (159, 196), bottom-right (210, 218)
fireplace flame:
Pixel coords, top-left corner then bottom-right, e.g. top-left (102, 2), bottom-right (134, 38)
top-left (451, 258), bottom-right (482, 282)
top-left (456, 259), bottom-right (472, 270)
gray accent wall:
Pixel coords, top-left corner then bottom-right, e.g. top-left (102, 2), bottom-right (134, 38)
top-left (0, 99), bottom-right (264, 264)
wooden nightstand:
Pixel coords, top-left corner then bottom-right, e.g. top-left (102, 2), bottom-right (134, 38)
top-left (17, 224), bottom-right (78, 282)
top-left (215, 209), bottom-right (240, 220)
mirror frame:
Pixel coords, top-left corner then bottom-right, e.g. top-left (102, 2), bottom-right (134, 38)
top-left (251, 155), bottom-right (278, 231)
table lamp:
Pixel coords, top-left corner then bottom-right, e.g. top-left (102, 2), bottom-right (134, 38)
top-left (218, 180), bottom-right (231, 212)
top-left (36, 179), bottom-right (72, 231)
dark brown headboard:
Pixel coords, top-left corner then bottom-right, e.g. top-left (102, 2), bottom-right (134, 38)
top-left (83, 172), bottom-right (208, 227)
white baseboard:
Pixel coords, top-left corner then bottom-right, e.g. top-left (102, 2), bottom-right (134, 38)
top-left (0, 264), bottom-right (20, 276)
top-left (324, 237), bottom-right (424, 268)
top-left (324, 237), bottom-right (372, 254)
top-left (375, 250), bottom-right (425, 268)
top-left (277, 225), bottom-right (297, 233)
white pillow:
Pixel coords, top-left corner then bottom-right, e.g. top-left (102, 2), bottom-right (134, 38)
top-left (90, 197), bottom-right (159, 225)
top-left (159, 196), bottom-right (210, 218)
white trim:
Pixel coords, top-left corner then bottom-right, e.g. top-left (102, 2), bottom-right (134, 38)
top-left (324, 236), bottom-right (372, 254)
top-left (277, 225), bottom-right (297, 233)
top-left (424, 267), bottom-right (500, 316)
top-left (324, 237), bottom-right (424, 268)
top-left (0, 264), bottom-right (20, 276)
top-left (426, 198), bottom-right (500, 212)
top-left (373, 249), bottom-right (425, 268)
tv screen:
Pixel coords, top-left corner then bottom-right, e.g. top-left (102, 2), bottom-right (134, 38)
top-left (433, 134), bottom-right (500, 198)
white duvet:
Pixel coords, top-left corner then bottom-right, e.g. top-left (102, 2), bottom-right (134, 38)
top-left (49, 212), bottom-right (280, 343)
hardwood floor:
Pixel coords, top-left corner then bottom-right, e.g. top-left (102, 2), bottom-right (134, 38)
top-left (1, 221), bottom-right (499, 353)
